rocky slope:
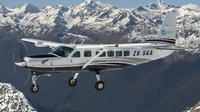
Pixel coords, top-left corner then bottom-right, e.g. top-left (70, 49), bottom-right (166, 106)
top-left (0, 82), bottom-right (36, 112)
top-left (184, 101), bottom-right (200, 112)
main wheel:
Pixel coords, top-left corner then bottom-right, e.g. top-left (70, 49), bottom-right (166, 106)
top-left (95, 81), bottom-right (104, 91)
top-left (31, 84), bottom-right (39, 93)
top-left (68, 77), bottom-right (77, 87)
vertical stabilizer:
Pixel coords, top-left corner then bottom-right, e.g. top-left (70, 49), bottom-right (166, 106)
top-left (157, 10), bottom-right (177, 39)
top-left (145, 11), bottom-right (177, 44)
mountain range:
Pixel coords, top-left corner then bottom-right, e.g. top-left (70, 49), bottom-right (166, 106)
top-left (0, 0), bottom-right (200, 44)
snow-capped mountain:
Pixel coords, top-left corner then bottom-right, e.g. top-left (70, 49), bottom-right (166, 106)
top-left (0, 0), bottom-right (199, 43)
top-left (0, 3), bottom-right (9, 13)
top-left (0, 82), bottom-right (36, 112)
top-left (184, 101), bottom-right (200, 112)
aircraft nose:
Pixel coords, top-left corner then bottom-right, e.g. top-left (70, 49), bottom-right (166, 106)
top-left (15, 61), bottom-right (27, 67)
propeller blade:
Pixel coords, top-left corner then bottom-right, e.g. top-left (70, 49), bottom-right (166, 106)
top-left (23, 71), bottom-right (32, 86)
top-left (17, 39), bottom-right (28, 60)
top-left (12, 53), bottom-right (19, 76)
top-left (12, 39), bottom-right (28, 77)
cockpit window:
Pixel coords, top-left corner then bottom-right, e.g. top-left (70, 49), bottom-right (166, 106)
top-left (50, 46), bottom-right (73, 57)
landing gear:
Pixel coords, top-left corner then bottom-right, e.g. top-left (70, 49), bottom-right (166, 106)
top-left (68, 77), bottom-right (77, 87)
top-left (95, 81), bottom-right (104, 91)
top-left (31, 73), bottom-right (40, 93)
top-left (95, 71), bottom-right (104, 91)
top-left (31, 84), bottom-right (39, 93)
top-left (68, 73), bottom-right (79, 87)
top-left (68, 71), bottom-right (105, 91)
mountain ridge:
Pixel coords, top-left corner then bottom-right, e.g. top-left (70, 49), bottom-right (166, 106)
top-left (0, 0), bottom-right (199, 44)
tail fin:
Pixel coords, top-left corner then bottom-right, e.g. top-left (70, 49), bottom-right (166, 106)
top-left (145, 10), bottom-right (177, 44)
top-left (157, 10), bottom-right (177, 39)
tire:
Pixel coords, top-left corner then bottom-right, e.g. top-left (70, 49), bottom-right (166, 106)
top-left (68, 77), bottom-right (77, 87)
top-left (95, 81), bottom-right (104, 91)
top-left (31, 84), bottom-right (39, 93)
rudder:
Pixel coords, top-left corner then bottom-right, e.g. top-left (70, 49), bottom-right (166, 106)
top-left (157, 10), bottom-right (177, 39)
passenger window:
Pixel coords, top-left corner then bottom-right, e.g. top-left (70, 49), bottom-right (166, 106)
top-left (124, 51), bottom-right (130, 56)
top-left (84, 51), bottom-right (91, 57)
top-left (116, 51), bottom-right (122, 57)
top-left (107, 51), bottom-right (114, 57)
top-left (72, 51), bottom-right (80, 58)
top-left (96, 51), bottom-right (106, 57)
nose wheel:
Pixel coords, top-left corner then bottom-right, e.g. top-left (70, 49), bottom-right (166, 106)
top-left (31, 73), bottom-right (40, 93)
top-left (31, 84), bottom-right (39, 93)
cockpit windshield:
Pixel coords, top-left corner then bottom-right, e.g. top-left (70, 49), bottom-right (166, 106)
top-left (50, 46), bottom-right (74, 57)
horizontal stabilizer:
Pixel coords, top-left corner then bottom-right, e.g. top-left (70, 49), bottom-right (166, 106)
top-left (146, 44), bottom-right (186, 50)
top-left (145, 38), bottom-right (176, 44)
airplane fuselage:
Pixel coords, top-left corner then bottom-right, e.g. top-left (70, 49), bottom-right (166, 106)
top-left (21, 43), bottom-right (174, 74)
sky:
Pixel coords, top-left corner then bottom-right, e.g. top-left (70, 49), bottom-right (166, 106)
top-left (0, 0), bottom-right (199, 8)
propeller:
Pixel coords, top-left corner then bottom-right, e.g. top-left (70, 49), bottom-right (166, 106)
top-left (12, 39), bottom-right (31, 86)
top-left (12, 53), bottom-right (19, 76)
top-left (13, 39), bottom-right (28, 67)
top-left (18, 39), bottom-right (28, 60)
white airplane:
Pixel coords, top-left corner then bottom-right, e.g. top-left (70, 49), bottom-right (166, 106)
top-left (15, 11), bottom-right (189, 93)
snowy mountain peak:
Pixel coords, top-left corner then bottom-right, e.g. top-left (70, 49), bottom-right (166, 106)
top-left (157, 0), bottom-right (165, 9)
top-left (8, 3), bottom-right (40, 15)
top-left (147, 0), bottom-right (175, 10)
top-left (77, 0), bottom-right (113, 10)
top-left (85, 0), bottom-right (92, 4)
top-left (18, 3), bottom-right (40, 13)
top-left (56, 4), bottom-right (63, 8)
top-left (181, 3), bottom-right (200, 11)
top-left (79, 0), bottom-right (93, 7)
top-left (0, 3), bottom-right (9, 13)
top-left (0, 82), bottom-right (36, 112)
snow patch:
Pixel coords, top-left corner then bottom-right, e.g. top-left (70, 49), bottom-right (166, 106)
top-left (0, 82), bottom-right (37, 112)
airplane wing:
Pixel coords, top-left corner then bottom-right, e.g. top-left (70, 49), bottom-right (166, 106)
top-left (21, 38), bottom-right (75, 48)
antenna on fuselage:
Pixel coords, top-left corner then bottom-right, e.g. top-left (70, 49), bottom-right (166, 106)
top-left (71, 38), bottom-right (85, 45)
top-left (73, 39), bottom-right (78, 44)
top-left (80, 39), bottom-right (85, 45)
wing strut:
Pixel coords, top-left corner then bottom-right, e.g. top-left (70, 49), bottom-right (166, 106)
top-left (81, 44), bottom-right (119, 70)
top-left (81, 48), bottom-right (108, 70)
